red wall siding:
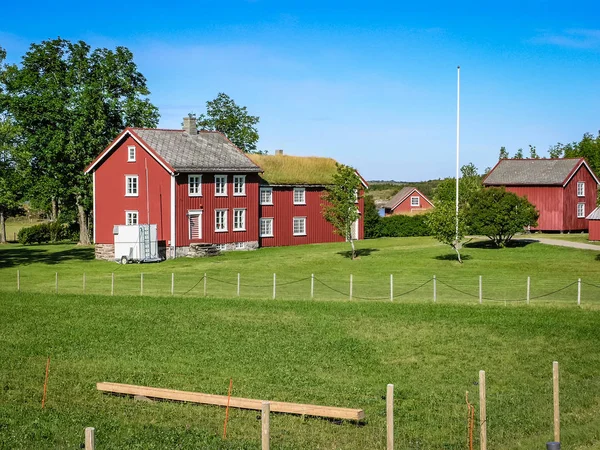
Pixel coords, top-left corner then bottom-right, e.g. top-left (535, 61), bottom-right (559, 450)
top-left (589, 221), bottom-right (600, 240)
top-left (562, 166), bottom-right (597, 231)
top-left (388, 192), bottom-right (433, 215)
top-left (259, 187), bottom-right (364, 247)
top-left (505, 186), bottom-right (564, 231)
top-left (94, 136), bottom-right (171, 244)
top-left (175, 173), bottom-right (259, 246)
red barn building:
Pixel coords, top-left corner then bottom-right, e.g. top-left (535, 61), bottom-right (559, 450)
top-left (483, 158), bottom-right (599, 232)
top-left (85, 119), bottom-right (366, 260)
top-left (383, 187), bottom-right (433, 216)
top-left (248, 152), bottom-right (367, 247)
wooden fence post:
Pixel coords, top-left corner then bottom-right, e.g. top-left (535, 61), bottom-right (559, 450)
top-left (577, 278), bottom-right (581, 306)
top-left (479, 370), bottom-right (487, 450)
top-left (311, 274), bottom-right (314, 299)
top-left (140, 273), bottom-right (144, 296)
top-left (85, 427), bottom-right (95, 450)
top-left (111, 273), bottom-right (114, 296)
top-left (527, 276), bottom-right (530, 305)
top-left (433, 275), bottom-right (437, 303)
top-left (17, 270), bottom-right (20, 292)
top-left (350, 274), bottom-right (353, 300)
top-left (171, 273), bottom-right (174, 296)
top-left (479, 275), bottom-right (482, 304)
top-left (55, 272), bottom-right (58, 294)
top-left (390, 274), bottom-right (393, 301)
top-left (204, 273), bottom-right (207, 297)
top-left (237, 273), bottom-right (240, 297)
top-left (273, 273), bottom-right (276, 300)
top-left (553, 361), bottom-right (560, 443)
top-left (262, 401), bottom-right (270, 450)
top-left (387, 383), bottom-right (394, 450)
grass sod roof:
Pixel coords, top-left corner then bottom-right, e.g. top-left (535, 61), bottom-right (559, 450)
top-left (248, 154), bottom-right (339, 185)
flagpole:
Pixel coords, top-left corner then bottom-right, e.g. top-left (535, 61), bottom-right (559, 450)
top-left (455, 65), bottom-right (460, 243)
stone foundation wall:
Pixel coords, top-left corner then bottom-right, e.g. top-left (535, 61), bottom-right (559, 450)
top-left (174, 241), bottom-right (258, 258)
top-left (95, 243), bottom-right (115, 261)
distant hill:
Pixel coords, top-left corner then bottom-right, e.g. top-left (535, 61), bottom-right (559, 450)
top-left (367, 179), bottom-right (444, 204)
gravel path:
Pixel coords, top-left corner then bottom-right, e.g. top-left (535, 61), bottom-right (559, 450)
top-left (527, 238), bottom-right (600, 251)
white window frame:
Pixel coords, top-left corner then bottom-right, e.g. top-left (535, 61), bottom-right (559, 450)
top-left (293, 217), bottom-right (306, 236)
top-left (233, 208), bottom-right (246, 231)
top-left (127, 146), bottom-right (136, 162)
top-left (188, 175), bottom-right (202, 197)
top-left (260, 187), bottom-right (273, 205)
top-left (577, 203), bottom-right (585, 218)
top-left (411, 196), bottom-right (420, 207)
top-left (216, 243), bottom-right (228, 251)
top-left (215, 209), bottom-right (228, 232)
top-left (234, 242), bottom-right (245, 250)
top-left (293, 187), bottom-right (306, 205)
top-left (577, 181), bottom-right (585, 197)
top-left (188, 210), bottom-right (202, 240)
top-left (260, 218), bottom-right (274, 237)
top-left (215, 175), bottom-right (228, 196)
top-left (125, 175), bottom-right (138, 197)
top-left (233, 175), bottom-right (246, 196)
top-left (125, 210), bottom-right (138, 225)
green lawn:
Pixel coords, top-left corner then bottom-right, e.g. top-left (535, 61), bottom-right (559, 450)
top-left (1, 237), bottom-right (600, 306)
top-left (1, 293), bottom-right (600, 449)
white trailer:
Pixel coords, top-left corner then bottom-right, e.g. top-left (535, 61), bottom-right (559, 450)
top-left (113, 224), bottom-right (161, 264)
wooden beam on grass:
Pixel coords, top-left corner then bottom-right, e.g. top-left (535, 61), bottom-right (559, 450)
top-left (97, 382), bottom-right (365, 420)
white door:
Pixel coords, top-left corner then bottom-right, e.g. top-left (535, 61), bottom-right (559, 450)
top-left (189, 210), bottom-right (203, 240)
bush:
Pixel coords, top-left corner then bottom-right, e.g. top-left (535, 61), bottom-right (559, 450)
top-left (17, 222), bottom-right (78, 244)
top-left (375, 214), bottom-right (431, 238)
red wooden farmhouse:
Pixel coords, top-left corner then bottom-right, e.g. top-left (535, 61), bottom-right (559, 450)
top-left (483, 158), bottom-right (599, 232)
top-left (383, 187), bottom-right (433, 216)
top-left (84, 117), bottom-right (366, 261)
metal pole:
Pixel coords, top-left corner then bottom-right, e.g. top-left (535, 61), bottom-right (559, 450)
top-left (83, 272), bottom-right (86, 293)
top-left (433, 275), bottom-right (437, 303)
top-left (171, 273), bottom-right (174, 296)
top-left (204, 273), bottom-right (207, 297)
top-left (17, 270), bottom-right (20, 292)
top-left (237, 273), bottom-right (240, 297)
top-left (111, 273), bottom-right (114, 296)
top-left (479, 275), bottom-right (482, 304)
top-left (577, 278), bottom-right (581, 306)
top-left (311, 273), bottom-right (314, 299)
top-left (350, 274), bottom-right (353, 300)
top-left (553, 361), bottom-right (560, 443)
top-left (272, 273), bottom-right (276, 300)
top-left (387, 384), bottom-right (394, 450)
top-left (140, 273), bottom-right (144, 296)
top-left (527, 276), bottom-right (530, 305)
top-left (55, 272), bottom-right (58, 294)
top-left (390, 274), bottom-right (393, 301)
top-left (455, 65), bottom-right (461, 244)
top-left (479, 370), bottom-right (487, 450)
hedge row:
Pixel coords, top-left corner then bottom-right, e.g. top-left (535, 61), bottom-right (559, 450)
top-left (367, 213), bottom-right (431, 238)
top-left (17, 222), bottom-right (79, 244)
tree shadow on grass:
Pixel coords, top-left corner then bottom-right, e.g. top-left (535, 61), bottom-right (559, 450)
top-left (337, 248), bottom-right (379, 259)
top-left (464, 239), bottom-right (537, 249)
top-left (434, 253), bottom-right (472, 261)
top-left (0, 245), bottom-right (94, 268)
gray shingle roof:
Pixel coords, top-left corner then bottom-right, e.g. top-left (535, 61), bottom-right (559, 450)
top-left (132, 129), bottom-right (261, 173)
top-left (384, 187), bottom-right (416, 209)
top-left (483, 159), bottom-right (583, 186)
top-left (586, 206), bottom-right (600, 220)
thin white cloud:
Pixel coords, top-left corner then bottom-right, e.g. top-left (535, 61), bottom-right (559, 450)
top-left (530, 29), bottom-right (600, 49)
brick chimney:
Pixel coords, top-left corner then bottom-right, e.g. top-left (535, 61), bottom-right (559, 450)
top-left (183, 115), bottom-right (197, 135)
top-left (275, 149), bottom-right (284, 155)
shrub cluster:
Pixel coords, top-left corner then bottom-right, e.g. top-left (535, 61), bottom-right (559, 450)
top-left (368, 214), bottom-right (431, 238)
top-left (17, 222), bottom-right (79, 244)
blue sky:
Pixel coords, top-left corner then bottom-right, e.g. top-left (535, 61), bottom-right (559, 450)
top-left (2, 0), bottom-right (600, 181)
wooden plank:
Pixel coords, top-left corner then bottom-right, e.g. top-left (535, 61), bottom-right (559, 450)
top-left (97, 382), bottom-right (365, 420)
top-left (553, 361), bottom-right (560, 442)
top-left (85, 427), bottom-right (95, 450)
top-left (479, 370), bottom-right (487, 450)
top-left (262, 401), bottom-right (270, 450)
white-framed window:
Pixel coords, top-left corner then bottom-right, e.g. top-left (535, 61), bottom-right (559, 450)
top-left (216, 243), bottom-right (228, 251)
top-left (125, 211), bottom-right (138, 225)
top-left (215, 209), bottom-right (228, 232)
top-left (188, 210), bottom-right (202, 240)
top-left (260, 187), bottom-right (273, 205)
top-left (127, 146), bottom-right (136, 162)
top-left (411, 196), bottom-right (420, 207)
top-left (260, 218), bottom-right (274, 237)
top-left (293, 217), bottom-right (306, 236)
top-left (215, 175), bottom-right (227, 196)
top-left (233, 208), bottom-right (246, 231)
top-left (125, 175), bottom-right (138, 196)
top-left (233, 175), bottom-right (246, 196)
top-left (577, 181), bottom-right (585, 197)
top-left (577, 203), bottom-right (585, 218)
top-left (235, 242), bottom-right (245, 250)
top-left (188, 175), bottom-right (202, 196)
top-left (293, 188), bottom-right (306, 205)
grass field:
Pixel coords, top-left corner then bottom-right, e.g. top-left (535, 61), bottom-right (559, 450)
top-left (1, 293), bottom-right (600, 449)
top-left (1, 237), bottom-right (600, 306)
top-left (2, 238), bottom-right (600, 449)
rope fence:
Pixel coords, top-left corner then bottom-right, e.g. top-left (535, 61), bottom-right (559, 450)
top-left (3, 269), bottom-right (599, 307)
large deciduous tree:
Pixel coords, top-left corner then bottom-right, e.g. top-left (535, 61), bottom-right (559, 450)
top-left (196, 93), bottom-right (260, 153)
top-left (322, 164), bottom-right (362, 259)
top-left (425, 200), bottom-right (467, 263)
top-left (0, 115), bottom-right (25, 243)
top-left (1, 38), bottom-right (159, 244)
top-left (468, 187), bottom-right (538, 248)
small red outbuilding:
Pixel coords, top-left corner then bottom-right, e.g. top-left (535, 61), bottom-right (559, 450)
top-left (586, 207), bottom-right (600, 241)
